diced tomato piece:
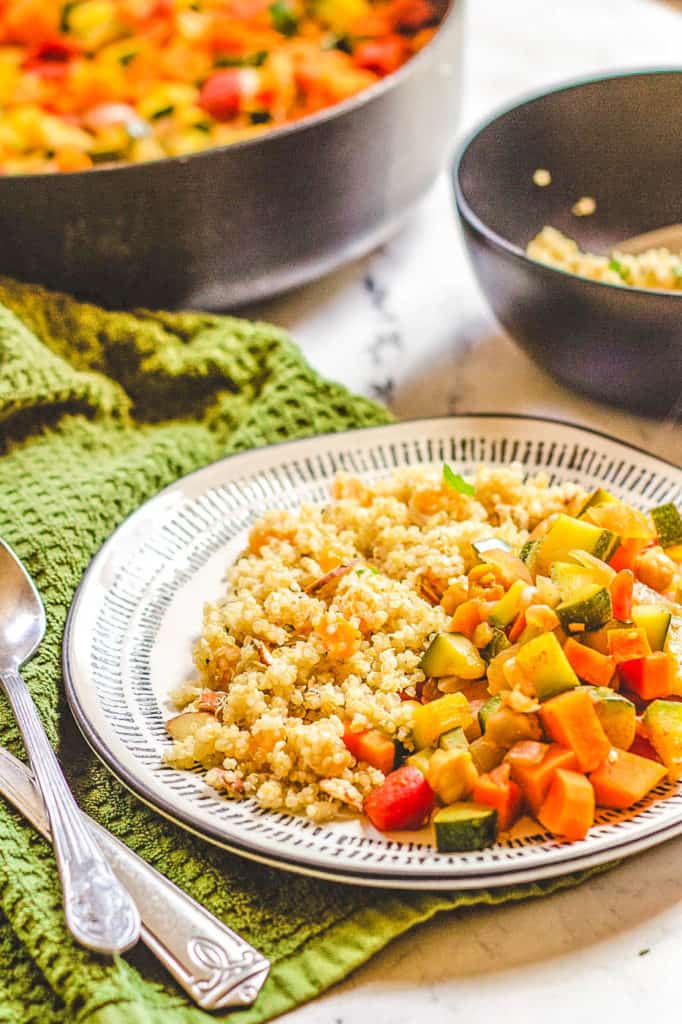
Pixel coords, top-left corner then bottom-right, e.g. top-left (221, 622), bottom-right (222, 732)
top-left (629, 734), bottom-right (663, 762)
top-left (354, 35), bottom-right (407, 75)
top-left (363, 765), bottom-right (435, 831)
top-left (343, 726), bottom-right (396, 774)
top-left (472, 762), bottom-right (523, 831)
top-left (610, 569), bottom-right (634, 622)
top-left (389, 0), bottom-right (437, 31)
top-left (619, 652), bottom-right (674, 700)
top-left (23, 35), bottom-right (80, 70)
top-left (609, 538), bottom-right (652, 572)
top-left (199, 69), bottom-right (254, 120)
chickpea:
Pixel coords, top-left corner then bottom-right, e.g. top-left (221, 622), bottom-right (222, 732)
top-left (635, 546), bottom-right (676, 594)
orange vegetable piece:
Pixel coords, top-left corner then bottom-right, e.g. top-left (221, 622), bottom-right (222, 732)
top-left (607, 627), bottom-right (651, 663)
top-left (589, 748), bottom-right (667, 808)
top-left (610, 569), bottom-right (634, 622)
top-left (508, 610), bottom-right (526, 644)
top-left (451, 599), bottom-right (489, 638)
top-left (540, 688), bottom-right (611, 773)
top-left (563, 638), bottom-right (616, 688)
top-left (315, 615), bottom-right (362, 659)
top-left (505, 740), bottom-right (548, 768)
top-left (477, 548), bottom-right (533, 587)
top-left (538, 768), bottom-right (595, 841)
top-left (609, 538), bottom-right (652, 573)
top-left (4, 0), bottom-right (60, 44)
top-left (472, 762), bottom-right (523, 831)
top-left (618, 652), bottom-right (674, 700)
top-left (508, 743), bottom-right (578, 815)
top-left (54, 145), bottom-right (93, 173)
top-left (343, 727), bottom-right (395, 775)
top-left (584, 501), bottom-right (655, 540)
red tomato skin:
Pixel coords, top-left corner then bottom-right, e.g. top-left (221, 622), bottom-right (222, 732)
top-left (354, 36), bottom-right (407, 76)
top-left (364, 765), bottom-right (435, 831)
top-left (198, 69), bottom-right (244, 120)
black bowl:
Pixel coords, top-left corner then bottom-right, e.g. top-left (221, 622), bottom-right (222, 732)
top-left (0, 0), bottom-right (462, 311)
top-left (453, 70), bottom-right (682, 416)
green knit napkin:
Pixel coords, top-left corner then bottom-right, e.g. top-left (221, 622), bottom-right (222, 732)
top-left (0, 277), bottom-right (607, 1024)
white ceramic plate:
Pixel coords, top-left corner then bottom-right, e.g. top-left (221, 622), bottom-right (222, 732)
top-left (64, 416), bottom-right (682, 888)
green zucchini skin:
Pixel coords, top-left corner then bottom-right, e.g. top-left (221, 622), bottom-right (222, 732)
top-left (651, 503), bottom-right (682, 548)
top-left (556, 585), bottom-right (613, 633)
top-left (439, 727), bottom-right (469, 751)
top-left (433, 802), bottom-right (498, 851)
top-left (577, 488), bottom-right (617, 518)
top-left (478, 695), bottom-right (502, 732)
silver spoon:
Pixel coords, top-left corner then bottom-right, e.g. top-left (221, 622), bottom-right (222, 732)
top-left (0, 538), bottom-right (140, 954)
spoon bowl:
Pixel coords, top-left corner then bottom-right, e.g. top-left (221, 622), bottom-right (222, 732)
top-left (0, 539), bottom-right (46, 668)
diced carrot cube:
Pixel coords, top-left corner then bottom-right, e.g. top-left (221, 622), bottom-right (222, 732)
top-left (608, 627), bottom-right (651, 663)
top-left (610, 569), bottom-right (634, 622)
top-left (343, 727), bottom-right (395, 774)
top-left (451, 599), bottom-right (489, 638)
top-left (540, 688), bottom-right (611, 773)
top-left (538, 768), bottom-right (595, 841)
top-left (619, 652), bottom-right (674, 700)
top-left (589, 748), bottom-right (667, 808)
top-left (472, 762), bottom-right (523, 831)
top-left (563, 638), bottom-right (616, 688)
top-left (508, 743), bottom-right (578, 815)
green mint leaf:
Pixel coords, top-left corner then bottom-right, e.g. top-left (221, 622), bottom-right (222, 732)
top-left (608, 258), bottom-right (630, 282)
top-left (443, 464), bottom-right (475, 496)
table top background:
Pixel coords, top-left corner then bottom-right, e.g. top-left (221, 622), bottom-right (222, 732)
top-left (253, 1), bottom-right (682, 1019)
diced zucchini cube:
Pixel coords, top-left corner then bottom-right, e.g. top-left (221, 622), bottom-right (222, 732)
top-left (632, 604), bottom-right (672, 652)
top-left (468, 736), bottom-right (505, 773)
top-left (651, 502), bottom-right (682, 548)
top-left (643, 699), bottom-right (682, 780)
top-left (420, 632), bottom-right (486, 680)
top-left (412, 693), bottom-right (472, 750)
top-left (439, 726), bottom-right (469, 751)
top-left (536, 514), bottom-right (619, 575)
top-left (488, 578), bottom-right (528, 628)
top-left (478, 695), bottom-right (502, 733)
top-left (515, 631), bottom-right (580, 701)
top-left (472, 537), bottom-right (512, 557)
top-left (587, 687), bottom-right (636, 749)
top-left (433, 802), bottom-right (498, 851)
top-left (577, 488), bottom-right (617, 518)
top-left (556, 584), bottom-right (612, 633)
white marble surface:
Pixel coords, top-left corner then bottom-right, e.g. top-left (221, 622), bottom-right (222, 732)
top-left (253, 1), bottom-right (682, 1020)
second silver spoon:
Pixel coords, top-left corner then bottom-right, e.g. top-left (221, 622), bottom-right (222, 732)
top-left (0, 538), bottom-right (140, 954)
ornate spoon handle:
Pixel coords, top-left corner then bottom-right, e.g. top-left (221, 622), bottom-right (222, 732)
top-left (0, 744), bottom-right (270, 1010)
top-left (0, 668), bottom-right (140, 954)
